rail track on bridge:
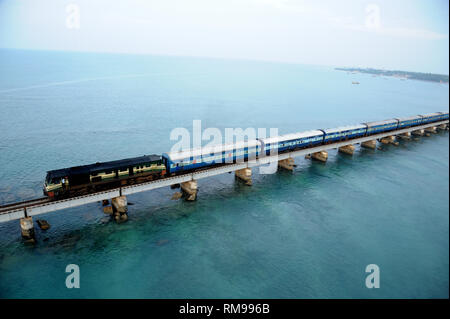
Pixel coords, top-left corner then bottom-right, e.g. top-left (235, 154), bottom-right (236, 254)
top-left (0, 197), bottom-right (51, 214)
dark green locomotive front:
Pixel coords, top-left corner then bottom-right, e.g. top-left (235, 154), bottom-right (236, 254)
top-left (43, 155), bottom-right (166, 199)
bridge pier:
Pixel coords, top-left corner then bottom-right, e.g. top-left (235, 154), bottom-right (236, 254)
top-left (338, 145), bottom-right (355, 155)
top-left (311, 151), bottom-right (328, 162)
top-left (278, 158), bottom-right (295, 171)
top-left (20, 216), bottom-right (35, 243)
top-left (112, 196), bottom-right (128, 223)
top-left (235, 168), bottom-right (252, 185)
top-left (425, 126), bottom-right (437, 134)
top-left (412, 129), bottom-right (424, 136)
top-left (398, 132), bottom-right (411, 140)
top-left (103, 205), bottom-right (113, 215)
top-left (380, 135), bottom-right (396, 145)
top-left (361, 140), bottom-right (377, 150)
top-left (181, 180), bottom-right (198, 200)
top-left (438, 124), bottom-right (448, 131)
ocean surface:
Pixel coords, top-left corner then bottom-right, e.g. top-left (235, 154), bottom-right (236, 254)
top-left (0, 49), bottom-right (448, 298)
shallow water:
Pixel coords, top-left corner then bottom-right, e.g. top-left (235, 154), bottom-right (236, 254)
top-left (0, 49), bottom-right (448, 298)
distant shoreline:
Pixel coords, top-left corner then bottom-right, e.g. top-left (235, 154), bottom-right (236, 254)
top-left (336, 67), bottom-right (449, 84)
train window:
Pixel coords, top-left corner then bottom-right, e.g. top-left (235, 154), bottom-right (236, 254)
top-left (51, 178), bottom-right (61, 184)
top-left (105, 170), bottom-right (112, 174)
top-left (91, 172), bottom-right (98, 176)
top-left (119, 168), bottom-right (127, 172)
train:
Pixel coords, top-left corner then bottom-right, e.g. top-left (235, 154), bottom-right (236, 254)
top-left (44, 111), bottom-right (449, 199)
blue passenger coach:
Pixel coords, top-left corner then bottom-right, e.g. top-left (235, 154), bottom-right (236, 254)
top-left (162, 140), bottom-right (261, 174)
top-left (364, 119), bottom-right (399, 134)
top-left (420, 112), bottom-right (443, 124)
top-left (396, 115), bottom-right (422, 129)
top-left (440, 111), bottom-right (449, 120)
top-left (323, 124), bottom-right (367, 143)
top-left (259, 130), bottom-right (324, 155)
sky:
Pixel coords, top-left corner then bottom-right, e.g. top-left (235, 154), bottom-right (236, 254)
top-left (0, 0), bottom-right (448, 74)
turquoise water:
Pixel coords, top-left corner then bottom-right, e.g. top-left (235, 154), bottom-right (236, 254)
top-left (0, 49), bottom-right (448, 298)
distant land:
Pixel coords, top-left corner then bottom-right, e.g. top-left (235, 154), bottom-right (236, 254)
top-left (336, 67), bottom-right (449, 84)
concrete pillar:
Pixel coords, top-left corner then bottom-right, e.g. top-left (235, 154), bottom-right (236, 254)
top-left (361, 140), bottom-right (377, 150)
top-left (397, 132), bottom-right (411, 140)
top-left (171, 192), bottom-right (183, 200)
top-left (181, 180), bottom-right (198, 200)
top-left (338, 144), bottom-right (355, 155)
top-left (235, 168), bottom-right (252, 186)
top-left (425, 126), bottom-right (437, 134)
top-left (311, 151), bottom-right (328, 162)
top-left (112, 196), bottom-right (128, 223)
top-left (437, 124), bottom-right (447, 131)
top-left (103, 205), bottom-right (113, 215)
top-left (412, 129), bottom-right (424, 136)
top-left (380, 136), bottom-right (395, 145)
top-left (20, 216), bottom-right (35, 243)
top-left (278, 158), bottom-right (295, 171)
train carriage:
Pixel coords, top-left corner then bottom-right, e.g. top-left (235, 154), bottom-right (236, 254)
top-left (162, 140), bottom-right (262, 174)
top-left (396, 115), bottom-right (422, 129)
top-left (440, 111), bottom-right (449, 120)
top-left (259, 130), bottom-right (324, 155)
top-left (435, 111), bottom-right (449, 121)
top-left (420, 112), bottom-right (443, 124)
top-left (364, 119), bottom-right (399, 135)
top-left (323, 124), bottom-right (367, 143)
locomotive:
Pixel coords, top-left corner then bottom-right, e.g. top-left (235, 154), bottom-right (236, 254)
top-left (44, 111), bottom-right (448, 199)
top-left (44, 155), bottom-right (166, 198)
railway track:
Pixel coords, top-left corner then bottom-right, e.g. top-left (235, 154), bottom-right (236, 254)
top-left (0, 197), bottom-right (51, 214)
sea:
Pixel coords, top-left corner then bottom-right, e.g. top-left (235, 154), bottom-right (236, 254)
top-left (0, 49), bottom-right (448, 298)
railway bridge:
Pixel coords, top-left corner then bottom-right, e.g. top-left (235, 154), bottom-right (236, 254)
top-left (0, 119), bottom-right (448, 242)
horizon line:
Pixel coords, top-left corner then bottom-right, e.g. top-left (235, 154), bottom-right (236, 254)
top-left (1, 46), bottom-right (448, 76)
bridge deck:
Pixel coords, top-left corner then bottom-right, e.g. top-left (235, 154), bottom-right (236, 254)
top-left (0, 120), bottom-right (447, 223)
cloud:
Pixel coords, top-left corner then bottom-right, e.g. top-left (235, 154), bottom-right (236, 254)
top-left (251, 0), bottom-right (448, 40)
top-left (333, 20), bottom-right (448, 40)
top-left (375, 26), bottom-right (448, 40)
top-left (250, 0), bottom-right (315, 14)
top-left (329, 8), bottom-right (448, 41)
